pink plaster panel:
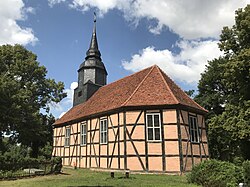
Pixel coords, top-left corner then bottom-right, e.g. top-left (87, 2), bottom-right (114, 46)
top-left (148, 143), bottom-right (162, 155)
top-left (166, 157), bottom-right (180, 171)
top-left (127, 157), bottom-right (145, 171)
top-left (163, 109), bottom-right (177, 124)
top-left (126, 111), bottom-right (144, 124)
top-left (126, 141), bottom-right (145, 155)
top-left (164, 125), bottom-right (178, 139)
top-left (165, 141), bottom-right (179, 155)
top-left (148, 157), bottom-right (162, 171)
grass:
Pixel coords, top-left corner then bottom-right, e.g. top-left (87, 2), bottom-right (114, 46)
top-left (0, 167), bottom-right (199, 187)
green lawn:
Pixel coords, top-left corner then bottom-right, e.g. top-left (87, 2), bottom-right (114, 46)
top-left (0, 168), bottom-right (199, 187)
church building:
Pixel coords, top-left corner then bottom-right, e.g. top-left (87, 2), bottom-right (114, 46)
top-left (52, 18), bottom-right (209, 173)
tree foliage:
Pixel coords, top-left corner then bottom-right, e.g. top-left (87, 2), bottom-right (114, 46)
top-left (0, 44), bottom-right (66, 157)
top-left (195, 5), bottom-right (250, 160)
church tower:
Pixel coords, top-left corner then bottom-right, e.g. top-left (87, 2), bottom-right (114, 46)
top-left (73, 15), bottom-right (107, 106)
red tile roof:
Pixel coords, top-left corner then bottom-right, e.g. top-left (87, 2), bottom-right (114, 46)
top-left (54, 65), bottom-right (207, 125)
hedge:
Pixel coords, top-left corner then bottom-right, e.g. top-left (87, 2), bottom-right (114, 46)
top-left (187, 159), bottom-right (244, 187)
top-left (0, 156), bottom-right (62, 179)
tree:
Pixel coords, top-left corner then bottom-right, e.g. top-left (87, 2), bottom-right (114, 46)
top-left (0, 44), bottom-right (66, 157)
top-left (195, 5), bottom-right (250, 161)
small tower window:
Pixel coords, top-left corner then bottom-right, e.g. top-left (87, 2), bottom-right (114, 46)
top-left (78, 91), bottom-right (82, 97)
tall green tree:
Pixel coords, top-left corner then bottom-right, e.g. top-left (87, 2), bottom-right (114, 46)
top-left (195, 5), bottom-right (250, 161)
top-left (0, 44), bottom-right (66, 157)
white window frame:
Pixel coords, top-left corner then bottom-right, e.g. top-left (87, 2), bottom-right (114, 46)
top-left (146, 113), bottom-right (162, 142)
top-left (189, 115), bottom-right (200, 143)
top-left (80, 122), bottom-right (87, 146)
top-left (65, 127), bottom-right (71, 147)
top-left (100, 118), bottom-right (108, 144)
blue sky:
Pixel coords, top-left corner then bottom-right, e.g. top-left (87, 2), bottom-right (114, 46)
top-left (0, 0), bottom-right (249, 118)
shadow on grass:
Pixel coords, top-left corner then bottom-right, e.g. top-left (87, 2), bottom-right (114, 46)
top-left (67, 186), bottom-right (114, 187)
top-left (58, 172), bottom-right (71, 175)
top-left (104, 176), bottom-right (136, 180)
top-left (117, 176), bottom-right (136, 180)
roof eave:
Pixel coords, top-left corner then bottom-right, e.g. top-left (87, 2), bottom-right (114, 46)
top-left (53, 104), bottom-right (208, 127)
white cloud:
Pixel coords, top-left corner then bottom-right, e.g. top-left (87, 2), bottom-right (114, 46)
top-left (122, 40), bottom-right (222, 83)
top-left (125, 0), bottom-right (249, 39)
top-left (50, 82), bottom-right (78, 118)
top-left (48, 0), bottom-right (66, 7)
top-left (68, 0), bottom-right (130, 16)
top-left (59, 112), bottom-right (66, 118)
top-left (48, 0), bottom-right (249, 39)
top-left (0, 0), bottom-right (38, 45)
top-left (70, 81), bottom-right (78, 90)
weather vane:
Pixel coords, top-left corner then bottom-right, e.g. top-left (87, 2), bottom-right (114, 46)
top-left (94, 12), bottom-right (96, 22)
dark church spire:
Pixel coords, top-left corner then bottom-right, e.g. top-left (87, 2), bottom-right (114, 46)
top-left (86, 12), bottom-right (101, 60)
top-left (73, 13), bottom-right (107, 106)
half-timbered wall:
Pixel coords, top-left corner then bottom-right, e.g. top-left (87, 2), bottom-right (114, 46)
top-left (52, 108), bottom-right (208, 173)
top-left (177, 110), bottom-right (209, 172)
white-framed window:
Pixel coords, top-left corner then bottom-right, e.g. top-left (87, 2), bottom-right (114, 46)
top-left (80, 122), bottom-right (87, 146)
top-left (189, 115), bottom-right (199, 143)
top-left (65, 127), bottom-right (71, 146)
top-left (100, 118), bottom-right (108, 144)
top-left (146, 113), bottom-right (161, 141)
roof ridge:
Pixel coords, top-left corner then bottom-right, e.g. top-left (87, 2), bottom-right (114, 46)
top-left (121, 65), bottom-right (156, 107)
top-left (156, 66), bottom-right (179, 104)
top-left (157, 66), bottom-right (207, 112)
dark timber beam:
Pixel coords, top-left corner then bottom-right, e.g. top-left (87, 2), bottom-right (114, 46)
top-left (176, 109), bottom-right (183, 174)
top-left (123, 112), bottom-right (127, 170)
top-left (144, 110), bottom-right (149, 171)
top-left (159, 110), bottom-right (166, 171)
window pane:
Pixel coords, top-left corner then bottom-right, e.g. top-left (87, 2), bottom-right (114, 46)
top-left (83, 134), bottom-right (86, 144)
top-left (104, 120), bottom-right (107, 131)
top-left (65, 138), bottom-right (69, 146)
top-left (191, 129), bottom-right (194, 142)
top-left (196, 128), bottom-right (199, 142)
top-left (84, 124), bottom-right (87, 134)
top-left (104, 132), bottom-right (107, 143)
top-left (193, 118), bottom-right (196, 129)
top-left (190, 118), bottom-right (194, 129)
top-left (154, 115), bottom-right (160, 127)
top-left (100, 121), bottom-right (103, 131)
top-left (155, 128), bottom-right (161, 140)
top-left (148, 128), bottom-right (153, 140)
top-left (101, 133), bottom-right (103, 143)
top-left (147, 115), bottom-right (153, 127)
top-left (66, 129), bottom-right (69, 137)
top-left (80, 125), bottom-right (83, 135)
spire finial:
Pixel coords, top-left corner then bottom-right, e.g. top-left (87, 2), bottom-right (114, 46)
top-left (94, 12), bottom-right (96, 23)
top-left (85, 12), bottom-right (101, 60)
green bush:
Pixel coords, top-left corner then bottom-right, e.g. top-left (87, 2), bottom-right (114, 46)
top-left (243, 160), bottom-right (250, 187)
top-left (51, 157), bottom-right (62, 174)
top-left (187, 159), bottom-right (243, 187)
